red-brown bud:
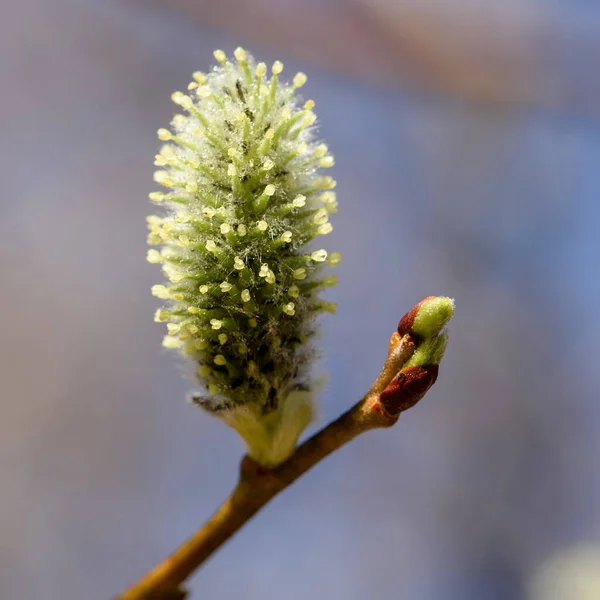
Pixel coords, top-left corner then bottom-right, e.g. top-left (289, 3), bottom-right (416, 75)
top-left (397, 296), bottom-right (436, 338)
top-left (379, 365), bottom-right (439, 416)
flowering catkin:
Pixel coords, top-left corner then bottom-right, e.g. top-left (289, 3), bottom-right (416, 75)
top-left (147, 48), bottom-right (340, 466)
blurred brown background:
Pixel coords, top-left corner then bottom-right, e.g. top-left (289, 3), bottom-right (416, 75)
top-left (2, 1), bottom-right (599, 599)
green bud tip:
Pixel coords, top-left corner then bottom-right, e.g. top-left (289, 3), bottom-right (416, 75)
top-left (405, 332), bottom-right (448, 367)
top-left (398, 296), bottom-right (455, 340)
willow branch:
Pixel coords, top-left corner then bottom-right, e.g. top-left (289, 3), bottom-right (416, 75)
top-left (114, 328), bottom-right (446, 600)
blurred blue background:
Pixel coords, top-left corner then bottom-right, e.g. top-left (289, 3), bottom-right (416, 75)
top-left (2, 0), bottom-right (599, 598)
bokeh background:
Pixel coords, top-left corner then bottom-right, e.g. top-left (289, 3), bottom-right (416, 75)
top-left (2, 0), bottom-right (600, 598)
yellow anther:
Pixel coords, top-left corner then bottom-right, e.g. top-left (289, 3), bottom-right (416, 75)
top-left (157, 128), bottom-right (172, 141)
top-left (293, 268), bottom-right (307, 280)
top-left (146, 215), bottom-right (163, 226)
top-left (234, 47), bottom-right (247, 62)
top-left (154, 309), bottom-right (169, 323)
top-left (319, 156), bottom-right (335, 168)
top-left (249, 318), bottom-right (257, 328)
top-left (167, 323), bottom-right (181, 335)
top-left (227, 147), bottom-right (238, 158)
top-left (205, 240), bottom-right (217, 252)
top-left (198, 365), bottom-right (211, 377)
top-left (171, 91), bottom-right (185, 105)
top-left (318, 223), bottom-right (333, 235)
top-left (214, 354), bottom-right (227, 366)
top-left (264, 184), bottom-right (276, 196)
top-left (321, 191), bottom-right (338, 212)
top-left (234, 257), bottom-right (245, 270)
top-left (288, 285), bottom-right (299, 298)
top-left (195, 339), bottom-right (208, 350)
top-left (292, 195), bottom-right (306, 208)
top-left (186, 182), bottom-right (198, 193)
top-left (237, 224), bottom-right (247, 237)
top-left (303, 112), bottom-right (316, 126)
top-left (304, 99), bottom-right (315, 110)
top-left (227, 164), bottom-right (237, 177)
top-left (213, 49), bottom-right (227, 63)
top-left (174, 93), bottom-right (191, 110)
top-left (197, 86), bottom-right (212, 99)
top-left (311, 249), bottom-right (328, 262)
top-left (272, 60), bottom-right (283, 74)
top-left (147, 221), bottom-right (161, 234)
top-left (241, 289), bottom-right (251, 302)
top-left (147, 232), bottom-right (161, 245)
top-left (283, 302), bottom-right (296, 316)
top-left (210, 319), bottom-right (223, 330)
top-left (293, 72), bottom-right (307, 88)
top-left (313, 208), bottom-right (329, 225)
top-left (187, 306), bottom-right (201, 314)
top-left (202, 207), bottom-right (215, 218)
top-left (257, 220), bottom-right (268, 232)
top-left (146, 249), bottom-right (162, 264)
top-left (149, 192), bottom-right (164, 202)
top-left (208, 383), bottom-right (220, 395)
top-left (151, 284), bottom-right (170, 299)
top-left (281, 231), bottom-right (292, 243)
top-left (199, 285), bottom-right (209, 294)
top-left (168, 271), bottom-right (183, 283)
top-left (180, 95), bottom-right (193, 110)
top-left (265, 270), bottom-right (276, 284)
top-left (192, 71), bottom-right (207, 84)
top-left (327, 252), bottom-right (342, 266)
top-left (218, 333), bottom-right (228, 345)
top-left (162, 336), bottom-right (181, 349)
top-left (220, 223), bottom-right (231, 234)
top-left (256, 62), bottom-right (267, 77)
top-left (262, 159), bottom-right (274, 171)
top-left (172, 115), bottom-right (187, 128)
top-left (220, 281), bottom-right (233, 293)
top-left (314, 144), bottom-right (328, 158)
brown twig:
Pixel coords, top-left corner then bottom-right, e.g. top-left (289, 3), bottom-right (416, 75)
top-left (115, 330), bottom-right (439, 600)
